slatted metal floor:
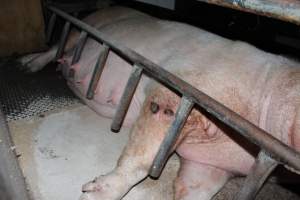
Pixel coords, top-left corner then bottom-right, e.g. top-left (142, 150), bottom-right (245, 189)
top-left (0, 58), bottom-right (79, 121)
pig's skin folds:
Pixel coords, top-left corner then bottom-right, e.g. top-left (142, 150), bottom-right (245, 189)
top-left (21, 6), bottom-right (300, 200)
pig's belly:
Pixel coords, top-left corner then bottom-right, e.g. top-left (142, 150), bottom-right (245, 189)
top-left (176, 135), bottom-right (255, 175)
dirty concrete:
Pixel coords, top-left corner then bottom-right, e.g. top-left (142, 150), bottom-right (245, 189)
top-left (8, 104), bottom-right (300, 200)
top-left (9, 105), bottom-right (178, 200)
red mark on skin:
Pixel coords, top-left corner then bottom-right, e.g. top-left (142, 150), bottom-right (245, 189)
top-left (83, 184), bottom-right (102, 192)
top-left (82, 179), bottom-right (103, 192)
top-left (174, 178), bottom-right (188, 200)
top-left (288, 117), bottom-right (296, 147)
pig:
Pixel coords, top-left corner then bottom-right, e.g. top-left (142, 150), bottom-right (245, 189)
top-left (80, 58), bottom-right (300, 200)
top-left (19, 6), bottom-right (300, 200)
top-left (79, 66), bottom-right (300, 200)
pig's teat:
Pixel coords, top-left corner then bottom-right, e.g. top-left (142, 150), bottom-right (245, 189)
top-left (164, 109), bottom-right (174, 116)
top-left (150, 101), bottom-right (160, 114)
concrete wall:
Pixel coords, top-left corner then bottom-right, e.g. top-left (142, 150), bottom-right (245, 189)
top-left (0, 0), bottom-right (46, 57)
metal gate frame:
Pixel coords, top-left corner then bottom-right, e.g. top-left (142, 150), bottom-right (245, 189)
top-left (46, 5), bottom-right (300, 199)
top-left (196, 0), bottom-right (300, 26)
top-left (1, 2), bottom-right (297, 199)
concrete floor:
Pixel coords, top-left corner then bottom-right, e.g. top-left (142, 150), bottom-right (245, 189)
top-left (8, 104), bottom-right (300, 200)
top-left (8, 104), bottom-right (178, 200)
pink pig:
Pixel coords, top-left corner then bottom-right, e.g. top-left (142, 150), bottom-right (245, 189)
top-left (20, 6), bottom-right (300, 200)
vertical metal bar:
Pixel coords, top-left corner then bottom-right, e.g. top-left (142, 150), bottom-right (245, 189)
top-left (234, 151), bottom-right (278, 200)
top-left (46, 13), bottom-right (57, 43)
top-left (149, 96), bottom-right (194, 178)
top-left (86, 44), bottom-right (110, 99)
top-left (55, 21), bottom-right (71, 60)
top-left (71, 31), bottom-right (88, 65)
top-left (111, 65), bottom-right (143, 132)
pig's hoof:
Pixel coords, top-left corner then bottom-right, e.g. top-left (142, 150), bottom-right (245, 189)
top-left (80, 192), bottom-right (101, 200)
top-left (82, 177), bottom-right (105, 192)
top-left (18, 53), bottom-right (46, 73)
top-left (79, 176), bottom-right (121, 200)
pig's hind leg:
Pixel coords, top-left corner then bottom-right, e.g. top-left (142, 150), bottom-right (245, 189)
top-left (174, 159), bottom-right (231, 200)
top-left (18, 45), bottom-right (59, 72)
top-left (79, 153), bottom-right (150, 200)
top-left (79, 124), bottom-right (157, 200)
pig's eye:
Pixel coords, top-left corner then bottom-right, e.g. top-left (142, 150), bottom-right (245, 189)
top-left (164, 109), bottom-right (174, 116)
top-left (150, 102), bottom-right (160, 114)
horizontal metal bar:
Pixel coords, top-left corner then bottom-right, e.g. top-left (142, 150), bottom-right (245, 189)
top-left (234, 151), bottom-right (278, 200)
top-left (71, 31), bottom-right (88, 65)
top-left (149, 96), bottom-right (194, 177)
top-left (46, 13), bottom-right (57, 43)
top-left (86, 44), bottom-right (110, 100)
top-left (111, 64), bottom-right (143, 132)
top-left (48, 6), bottom-right (300, 172)
top-left (197, 0), bottom-right (300, 25)
top-left (0, 108), bottom-right (30, 200)
top-left (55, 21), bottom-right (71, 60)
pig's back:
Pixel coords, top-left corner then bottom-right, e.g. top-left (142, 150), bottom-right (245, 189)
top-left (91, 7), bottom-right (300, 121)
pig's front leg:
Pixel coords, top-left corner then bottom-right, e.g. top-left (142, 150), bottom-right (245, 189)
top-left (174, 159), bottom-right (231, 200)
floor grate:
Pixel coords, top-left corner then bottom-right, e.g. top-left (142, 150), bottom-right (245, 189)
top-left (0, 58), bottom-right (80, 121)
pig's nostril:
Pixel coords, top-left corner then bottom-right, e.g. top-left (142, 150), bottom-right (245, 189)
top-left (164, 109), bottom-right (174, 116)
top-left (150, 102), bottom-right (159, 114)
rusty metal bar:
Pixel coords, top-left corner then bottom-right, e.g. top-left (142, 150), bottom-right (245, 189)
top-left (48, 6), bottom-right (300, 173)
top-left (111, 64), bottom-right (143, 132)
top-left (150, 96), bottom-right (194, 177)
top-left (46, 13), bottom-right (57, 43)
top-left (71, 31), bottom-right (88, 65)
top-left (234, 151), bottom-right (278, 200)
top-left (55, 21), bottom-right (71, 60)
top-left (0, 108), bottom-right (30, 200)
top-left (86, 44), bottom-right (110, 99)
top-left (197, 0), bottom-right (300, 26)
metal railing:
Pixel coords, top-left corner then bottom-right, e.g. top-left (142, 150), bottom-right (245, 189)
top-left (197, 0), bottom-right (300, 26)
top-left (47, 5), bottom-right (300, 199)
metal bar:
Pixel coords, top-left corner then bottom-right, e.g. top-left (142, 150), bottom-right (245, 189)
top-left (111, 65), bottom-right (143, 132)
top-left (86, 44), bottom-right (110, 99)
top-left (71, 31), bottom-right (88, 65)
top-left (149, 96), bottom-right (194, 177)
top-left (197, 0), bottom-right (300, 25)
top-left (55, 21), bottom-right (71, 60)
top-left (48, 6), bottom-right (300, 172)
top-left (234, 151), bottom-right (278, 200)
top-left (46, 13), bottom-right (57, 43)
top-left (0, 108), bottom-right (30, 200)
